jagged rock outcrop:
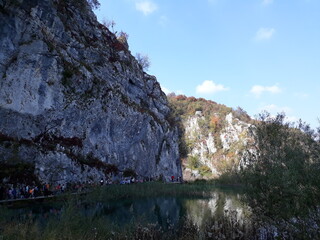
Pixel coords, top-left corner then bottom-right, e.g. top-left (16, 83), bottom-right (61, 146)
top-left (184, 112), bottom-right (251, 178)
top-left (0, 0), bottom-right (182, 184)
top-left (167, 95), bottom-right (253, 179)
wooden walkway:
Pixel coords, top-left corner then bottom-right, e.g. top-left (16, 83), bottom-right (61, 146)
top-left (0, 195), bottom-right (57, 204)
top-left (0, 182), bottom-right (183, 204)
top-left (0, 192), bottom-right (85, 205)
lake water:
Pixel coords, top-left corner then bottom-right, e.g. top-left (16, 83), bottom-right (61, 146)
top-left (0, 188), bottom-right (251, 232)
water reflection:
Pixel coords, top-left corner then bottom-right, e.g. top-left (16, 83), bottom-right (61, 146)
top-left (184, 191), bottom-right (250, 228)
top-left (1, 188), bottom-right (251, 231)
top-left (92, 197), bottom-right (182, 229)
top-left (90, 189), bottom-right (251, 231)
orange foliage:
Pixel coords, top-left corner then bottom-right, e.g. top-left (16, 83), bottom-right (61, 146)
top-left (176, 95), bottom-right (187, 101)
top-left (187, 97), bottom-right (197, 102)
top-left (210, 116), bottom-right (219, 129)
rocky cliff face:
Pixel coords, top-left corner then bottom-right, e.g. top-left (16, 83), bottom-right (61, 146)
top-left (167, 95), bottom-right (252, 180)
top-left (0, 0), bottom-right (182, 184)
top-left (184, 112), bottom-right (251, 178)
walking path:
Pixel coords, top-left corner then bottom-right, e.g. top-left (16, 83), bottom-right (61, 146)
top-left (0, 191), bottom-right (86, 205)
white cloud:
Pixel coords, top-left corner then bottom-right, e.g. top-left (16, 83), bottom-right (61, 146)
top-left (255, 28), bottom-right (275, 41)
top-left (161, 86), bottom-right (171, 95)
top-left (285, 115), bottom-right (298, 123)
top-left (196, 80), bottom-right (228, 94)
top-left (160, 86), bottom-right (183, 95)
top-left (260, 104), bottom-right (291, 113)
top-left (262, 0), bottom-right (273, 6)
top-left (250, 84), bottom-right (281, 97)
top-left (135, 1), bottom-right (157, 15)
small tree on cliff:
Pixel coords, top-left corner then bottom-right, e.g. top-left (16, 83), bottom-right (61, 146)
top-left (135, 53), bottom-right (150, 71)
top-left (117, 31), bottom-right (129, 49)
top-left (102, 19), bottom-right (116, 33)
top-left (87, 0), bottom-right (100, 9)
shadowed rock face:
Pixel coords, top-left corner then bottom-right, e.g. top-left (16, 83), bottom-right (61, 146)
top-left (0, 0), bottom-right (182, 184)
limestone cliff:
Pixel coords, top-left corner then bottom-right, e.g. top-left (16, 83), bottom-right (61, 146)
top-left (0, 0), bottom-right (182, 184)
top-left (168, 95), bottom-right (252, 179)
top-left (184, 112), bottom-right (251, 177)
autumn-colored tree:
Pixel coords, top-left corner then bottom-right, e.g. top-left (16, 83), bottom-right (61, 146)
top-left (175, 95), bottom-right (187, 101)
top-left (210, 116), bottom-right (219, 130)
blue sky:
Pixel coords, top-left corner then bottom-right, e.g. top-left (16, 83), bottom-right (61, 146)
top-left (94, 0), bottom-right (320, 128)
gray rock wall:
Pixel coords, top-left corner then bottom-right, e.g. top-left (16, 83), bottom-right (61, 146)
top-left (0, 0), bottom-right (182, 184)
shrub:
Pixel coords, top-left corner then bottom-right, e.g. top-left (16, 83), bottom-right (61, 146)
top-left (242, 112), bottom-right (320, 218)
top-left (187, 155), bottom-right (200, 170)
top-left (102, 19), bottom-right (116, 32)
top-left (117, 31), bottom-right (129, 49)
top-left (198, 165), bottom-right (211, 176)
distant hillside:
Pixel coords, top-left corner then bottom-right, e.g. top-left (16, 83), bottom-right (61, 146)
top-left (167, 94), bottom-right (254, 180)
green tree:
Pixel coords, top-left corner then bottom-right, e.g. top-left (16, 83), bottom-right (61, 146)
top-left (242, 112), bottom-right (320, 218)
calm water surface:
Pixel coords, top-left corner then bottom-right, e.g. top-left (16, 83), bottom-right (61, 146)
top-left (1, 188), bottom-right (251, 231)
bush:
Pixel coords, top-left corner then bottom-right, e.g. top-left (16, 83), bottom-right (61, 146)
top-left (187, 156), bottom-right (200, 170)
top-left (198, 165), bottom-right (211, 176)
top-left (117, 31), bottom-right (129, 49)
top-left (242, 112), bottom-right (320, 218)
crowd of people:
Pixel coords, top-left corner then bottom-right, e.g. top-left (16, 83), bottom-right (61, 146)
top-left (0, 182), bottom-right (69, 201)
top-left (0, 175), bottom-right (182, 201)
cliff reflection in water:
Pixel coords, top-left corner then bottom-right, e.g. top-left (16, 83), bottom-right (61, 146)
top-left (93, 189), bottom-right (250, 229)
top-left (0, 188), bottom-right (250, 233)
top-left (183, 191), bottom-right (250, 228)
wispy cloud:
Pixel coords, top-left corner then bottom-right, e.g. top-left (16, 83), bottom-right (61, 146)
top-left (159, 15), bottom-right (168, 27)
top-left (196, 80), bottom-right (228, 94)
top-left (259, 104), bottom-right (297, 123)
top-left (135, 1), bottom-right (157, 15)
top-left (161, 86), bottom-right (171, 95)
top-left (161, 86), bottom-right (183, 95)
top-left (262, 0), bottom-right (273, 6)
top-left (255, 28), bottom-right (275, 41)
top-left (250, 84), bottom-right (281, 97)
top-left (260, 104), bottom-right (291, 113)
